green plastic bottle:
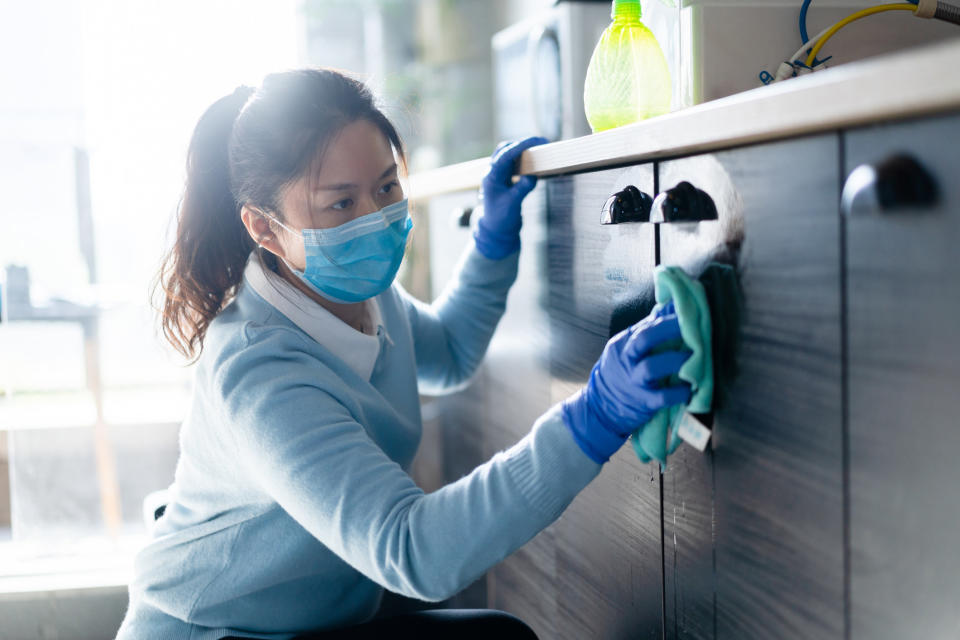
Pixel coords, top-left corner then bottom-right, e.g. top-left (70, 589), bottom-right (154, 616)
top-left (583, 0), bottom-right (671, 133)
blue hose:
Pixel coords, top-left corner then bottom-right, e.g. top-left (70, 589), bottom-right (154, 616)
top-left (799, 0), bottom-right (813, 45)
top-left (798, 0), bottom-right (829, 67)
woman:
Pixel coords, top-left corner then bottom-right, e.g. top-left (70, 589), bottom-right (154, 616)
top-left (115, 68), bottom-right (692, 640)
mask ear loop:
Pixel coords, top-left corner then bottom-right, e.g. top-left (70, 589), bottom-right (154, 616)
top-left (250, 206), bottom-right (298, 242)
top-left (250, 206), bottom-right (349, 271)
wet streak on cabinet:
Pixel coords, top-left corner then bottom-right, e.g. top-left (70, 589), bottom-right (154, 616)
top-left (544, 164), bottom-right (664, 640)
top-left (844, 113), bottom-right (960, 639)
top-left (659, 443), bottom-right (714, 638)
top-left (658, 136), bottom-right (844, 639)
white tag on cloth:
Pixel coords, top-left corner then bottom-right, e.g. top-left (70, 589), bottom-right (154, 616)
top-left (677, 411), bottom-right (711, 452)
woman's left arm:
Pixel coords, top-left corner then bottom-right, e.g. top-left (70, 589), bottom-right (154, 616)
top-left (398, 246), bottom-right (517, 394)
top-left (401, 136), bottom-right (547, 394)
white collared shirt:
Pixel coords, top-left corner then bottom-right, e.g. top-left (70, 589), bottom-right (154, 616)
top-left (242, 251), bottom-right (388, 381)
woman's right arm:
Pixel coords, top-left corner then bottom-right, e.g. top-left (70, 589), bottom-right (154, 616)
top-left (219, 299), bottom-right (690, 602)
top-left (218, 329), bottom-right (602, 603)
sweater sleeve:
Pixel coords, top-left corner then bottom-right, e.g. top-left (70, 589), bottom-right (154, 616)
top-left (219, 331), bottom-right (602, 603)
top-left (397, 243), bottom-right (519, 395)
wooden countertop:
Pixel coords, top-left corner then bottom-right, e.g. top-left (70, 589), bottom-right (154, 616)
top-left (408, 37), bottom-right (960, 200)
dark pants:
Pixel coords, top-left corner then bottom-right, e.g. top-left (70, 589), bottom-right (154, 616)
top-left (221, 608), bottom-right (538, 639)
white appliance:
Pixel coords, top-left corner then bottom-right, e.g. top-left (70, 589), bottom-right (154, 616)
top-left (640, 0), bottom-right (960, 110)
top-left (492, 1), bottom-right (612, 142)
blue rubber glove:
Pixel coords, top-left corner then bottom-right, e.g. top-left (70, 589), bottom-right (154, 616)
top-left (561, 302), bottom-right (694, 465)
top-left (473, 136), bottom-right (549, 260)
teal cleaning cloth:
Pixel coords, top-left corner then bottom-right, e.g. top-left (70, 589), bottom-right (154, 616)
top-left (630, 265), bottom-right (714, 466)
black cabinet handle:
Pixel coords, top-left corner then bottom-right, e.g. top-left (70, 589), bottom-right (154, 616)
top-left (841, 153), bottom-right (939, 216)
top-left (651, 181), bottom-right (719, 223)
top-left (452, 206), bottom-right (474, 228)
top-left (601, 185), bottom-right (654, 224)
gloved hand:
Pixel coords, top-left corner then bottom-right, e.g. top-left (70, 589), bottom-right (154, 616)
top-left (473, 136), bottom-right (549, 260)
top-left (561, 301), bottom-right (694, 465)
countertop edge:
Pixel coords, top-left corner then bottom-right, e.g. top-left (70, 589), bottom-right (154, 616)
top-left (408, 37), bottom-right (960, 200)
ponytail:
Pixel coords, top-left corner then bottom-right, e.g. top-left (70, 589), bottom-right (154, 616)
top-left (154, 69), bottom-right (406, 362)
top-left (155, 85), bottom-right (255, 362)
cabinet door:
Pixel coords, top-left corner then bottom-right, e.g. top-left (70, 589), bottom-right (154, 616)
top-left (542, 164), bottom-right (664, 640)
top-left (481, 184), bottom-right (559, 637)
top-left (658, 135), bottom-right (844, 639)
top-left (422, 189), bottom-right (492, 610)
top-left (488, 163), bottom-right (664, 639)
top-left (844, 113), bottom-right (960, 639)
top-left (423, 191), bottom-right (485, 493)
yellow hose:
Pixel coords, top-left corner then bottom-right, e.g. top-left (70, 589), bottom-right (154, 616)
top-left (805, 4), bottom-right (918, 68)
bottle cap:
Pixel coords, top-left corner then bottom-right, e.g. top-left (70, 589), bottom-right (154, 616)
top-left (612, 0), bottom-right (641, 20)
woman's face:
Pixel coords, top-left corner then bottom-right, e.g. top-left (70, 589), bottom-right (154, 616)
top-left (272, 118), bottom-right (404, 270)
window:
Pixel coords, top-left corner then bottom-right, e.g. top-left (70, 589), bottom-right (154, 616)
top-left (0, 0), bottom-right (509, 593)
top-left (0, 0), bottom-right (303, 589)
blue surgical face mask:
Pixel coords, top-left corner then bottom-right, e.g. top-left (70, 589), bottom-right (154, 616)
top-left (275, 199), bottom-right (413, 304)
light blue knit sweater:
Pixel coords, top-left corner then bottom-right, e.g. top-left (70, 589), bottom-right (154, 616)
top-left (115, 245), bottom-right (603, 640)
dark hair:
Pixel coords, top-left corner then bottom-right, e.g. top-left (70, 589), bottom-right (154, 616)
top-left (154, 68), bottom-right (406, 362)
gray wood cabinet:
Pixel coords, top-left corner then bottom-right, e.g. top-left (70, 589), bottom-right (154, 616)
top-left (659, 137), bottom-right (844, 640)
top-left (421, 110), bottom-right (960, 639)
top-left (542, 164), bottom-right (663, 640)
top-left (844, 113), bottom-right (960, 639)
